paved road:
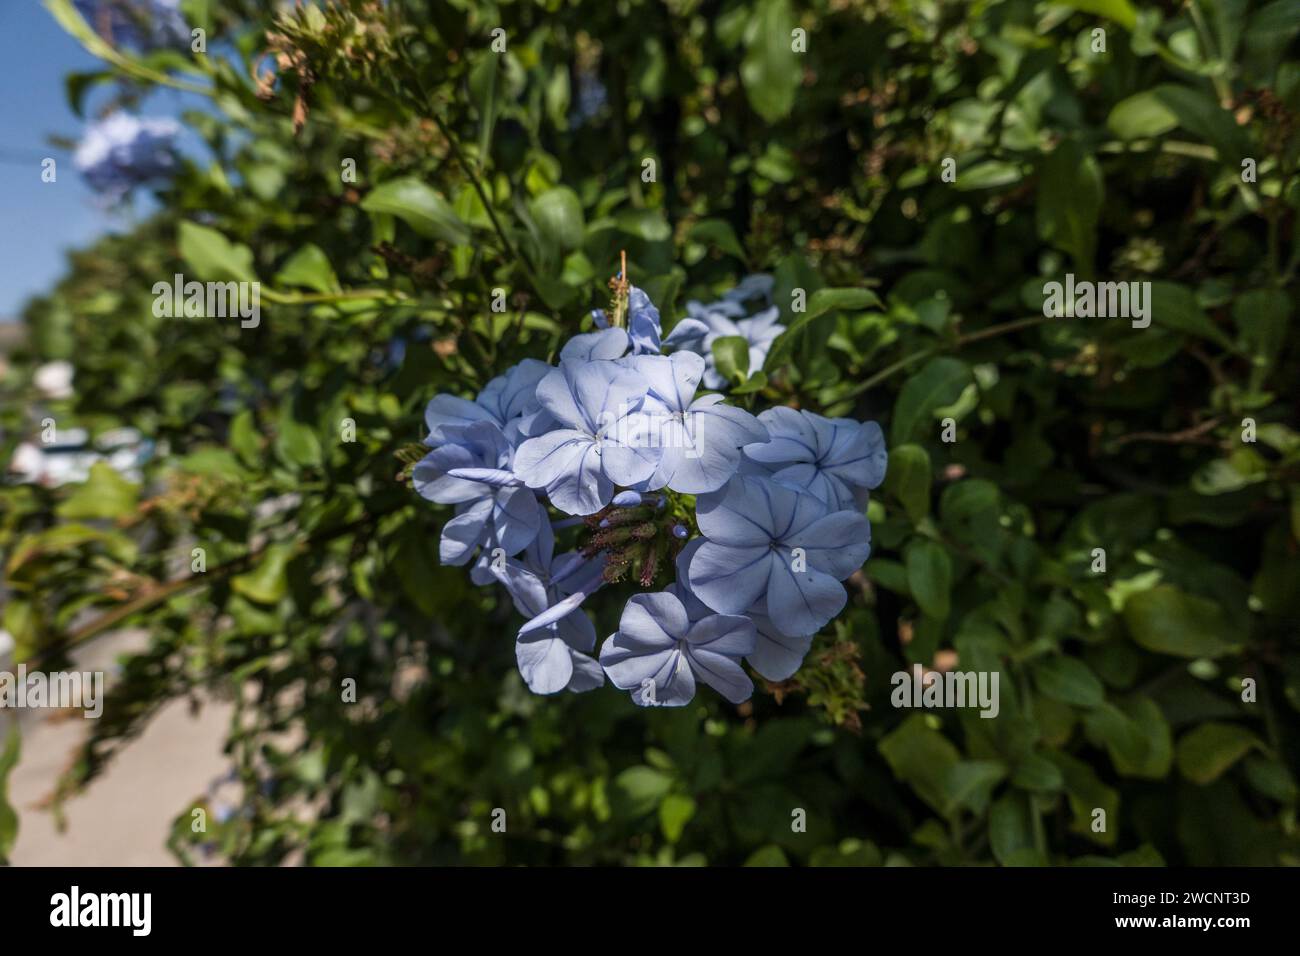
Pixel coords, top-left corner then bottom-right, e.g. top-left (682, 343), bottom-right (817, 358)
top-left (6, 630), bottom-right (234, 866)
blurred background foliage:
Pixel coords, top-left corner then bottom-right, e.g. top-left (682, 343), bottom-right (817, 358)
top-left (1, 0), bottom-right (1298, 865)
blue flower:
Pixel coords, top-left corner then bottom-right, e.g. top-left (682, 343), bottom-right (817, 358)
top-left (513, 360), bottom-right (661, 515)
top-left (413, 421), bottom-right (542, 564)
top-left (674, 528), bottom-right (814, 681)
top-left (687, 474), bottom-right (872, 636)
top-left (493, 525), bottom-right (605, 695)
top-left (723, 273), bottom-right (776, 305)
top-left (744, 407), bottom-right (887, 510)
top-left (599, 591), bottom-right (756, 706)
top-left (75, 0), bottom-right (190, 53)
top-left (744, 598), bottom-right (815, 681)
top-left (623, 351), bottom-right (769, 493)
top-left (573, 285), bottom-right (660, 356)
top-left (571, 70), bottom-right (608, 125)
top-left (560, 327), bottom-right (629, 362)
top-left (425, 358), bottom-right (549, 446)
top-left (627, 286), bottom-right (662, 354)
top-left (73, 113), bottom-right (180, 200)
top-left (663, 302), bottom-right (785, 389)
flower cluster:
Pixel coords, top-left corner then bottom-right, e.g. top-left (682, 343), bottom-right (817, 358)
top-left (415, 275), bottom-right (886, 707)
top-left (74, 0), bottom-right (190, 53)
top-left (74, 113), bottom-right (181, 201)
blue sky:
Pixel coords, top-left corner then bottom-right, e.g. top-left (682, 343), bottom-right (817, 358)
top-left (0, 2), bottom-right (201, 319)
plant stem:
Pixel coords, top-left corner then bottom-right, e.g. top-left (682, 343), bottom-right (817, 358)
top-left (845, 315), bottom-right (1055, 398)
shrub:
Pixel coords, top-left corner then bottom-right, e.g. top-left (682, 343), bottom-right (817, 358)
top-left (1, 0), bottom-right (1296, 866)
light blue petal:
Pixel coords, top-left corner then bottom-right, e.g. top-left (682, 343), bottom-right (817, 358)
top-left (688, 541), bottom-right (773, 614)
top-left (425, 393), bottom-right (496, 442)
top-left (566, 651), bottom-right (606, 693)
top-left (687, 649), bottom-right (753, 704)
top-left (439, 498), bottom-right (493, 566)
top-left (515, 632), bottom-right (576, 695)
top-left (545, 442), bottom-right (611, 515)
top-left (493, 485), bottom-right (542, 556)
top-left (785, 510), bottom-right (873, 580)
top-left (513, 429), bottom-right (592, 489)
top-left (560, 327), bottom-right (629, 362)
top-left (766, 558), bottom-right (846, 635)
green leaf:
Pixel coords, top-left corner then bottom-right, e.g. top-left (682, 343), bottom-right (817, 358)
top-left (178, 221), bottom-right (257, 283)
top-left (468, 53), bottom-right (499, 161)
top-left (712, 335), bottom-right (750, 384)
top-left (274, 398), bottom-right (323, 470)
top-left (361, 178), bottom-right (470, 245)
top-left (1084, 698), bottom-right (1172, 778)
top-left (231, 542), bottom-right (294, 605)
top-left (1011, 754), bottom-right (1065, 793)
top-left (740, 0), bottom-right (800, 122)
top-left (529, 186), bottom-right (586, 251)
top-left (765, 287), bottom-right (881, 369)
top-left (885, 444), bottom-right (932, 523)
top-left (1107, 91), bottom-right (1180, 139)
top-left (955, 160), bottom-right (1023, 190)
top-left (56, 461), bottom-right (138, 520)
top-left (1109, 85), bottom-right (1247, 158)
top-left (904, 538), bottom-right (952, 619)
top-left (687, 218), bottom-right (746, 261)
top-left (1033, 657), bottom-right (1106, 708)
top-left (1149, 282), bottom-right (1234, 347)
top-left (730, 370), bottom-right (768, 395)
top-left (891, 357), bottom-right (973, 445)
top-left (1234, 288), bottom-right (1291, 389)
top-left (1059, 0), bottom-right (1137, 29)
top-left (809, 838), bottom-right (883, 866)
top-left (1176, 722), bottom-right (1263, 784)
top-left (989, 792), bottom-right (1045, 866)
top-left (0, 726), bottom-right (19, 863)
top-left (743, 845), bottom-right (790, 866)
top-left (939, 760), bottom-right (1007, 815)
top-left (1122, 584), bottom-right (1237, 658)
top-left (229, 409), bottom-right (262, 467)
top-left (658, 793), bottom-right (696, 843)
top-left (274, 244), bottom-right (339, 294)
top-left (614, 208), bottom-right (671, 242)
top-left (1037, 142), bottom-right (1102, 272)
top-left (611, 766), bottom-right (673, 819)
top-left (879, 714), bottom-right (960, 815)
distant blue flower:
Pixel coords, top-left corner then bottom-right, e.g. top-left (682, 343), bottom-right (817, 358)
top-left (572, 70), bottom-right (608, 125)
top-left (75, 0), bottom-right (189, 52)
top-left (744, 407), bottom-right (887, 510)
top-left (688, 474), bottom-right (872, 636)
top-left (513, 360), bottom-right (661, 515)
top-left (624, 351), bottom-right (769, 493)
top-left (493, 525), bottom-right (605, 694)
top-left (413, 421), bottom-right (542, 564)
top-left (73, 113), bottom-right (180, 200)
top-left (723, 273), bottom-right (776, 304)
top-left (663, 302), bottom-right (785, 389)
top-left (600, 591), bottom-right (756, 706)
top-left (425, 358), bottom-right (549, 447)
